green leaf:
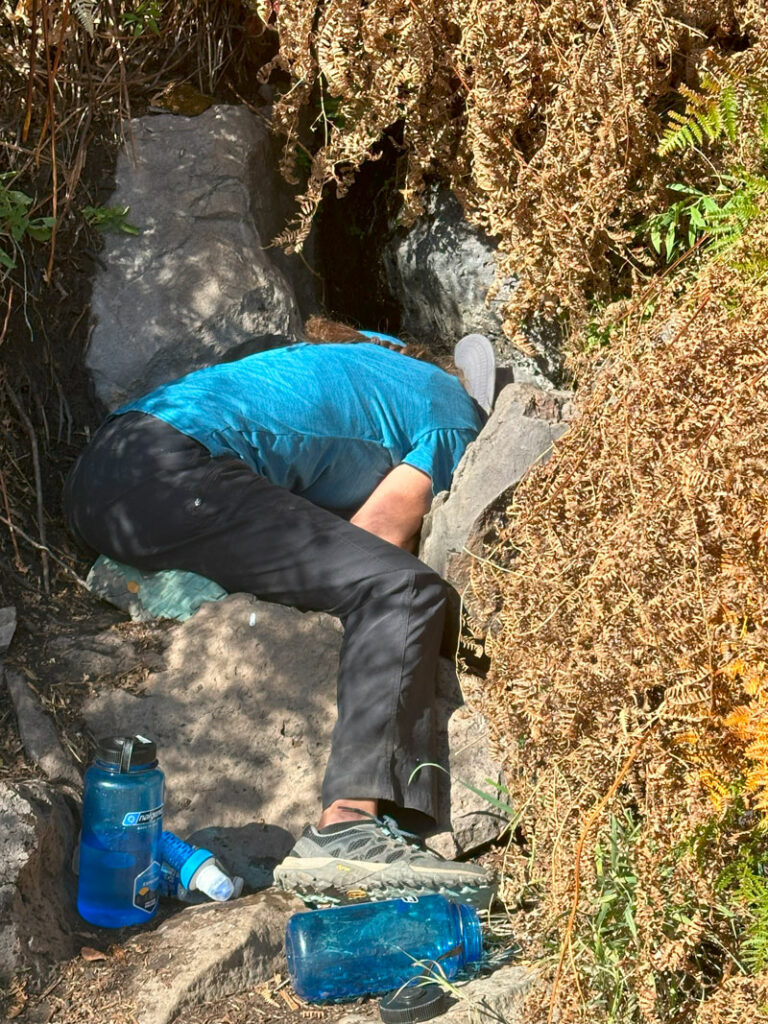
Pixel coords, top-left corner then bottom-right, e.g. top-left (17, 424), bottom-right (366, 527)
top-left (688, 205), bottom-right (705, 229)
top-left (623, 905), bottom-right (639, 942)
top-left (26, 216), bottom-right (56, 242)
top-left (6, 190), bottom-right (32, 210)
top-left (664, 219), bottom-right (677, 258)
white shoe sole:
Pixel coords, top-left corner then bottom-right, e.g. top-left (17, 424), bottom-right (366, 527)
top-left (273, 855), bottom-right (494, 904)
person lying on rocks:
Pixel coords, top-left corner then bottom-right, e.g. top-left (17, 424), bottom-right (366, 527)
top-left (64, 318), bottom-right (495, 902)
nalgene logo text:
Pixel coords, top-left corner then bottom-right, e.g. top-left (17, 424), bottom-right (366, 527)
top-left (122, 805), bottom-right (163, 827)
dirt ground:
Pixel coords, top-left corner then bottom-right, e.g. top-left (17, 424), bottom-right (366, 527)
top-left (0, 573), bottom-right (518, 1024)
top-left (0, 579), bottom-right (383, 1024)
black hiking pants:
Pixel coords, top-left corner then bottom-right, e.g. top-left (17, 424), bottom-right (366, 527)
top-left (64, 412), bottom-right (447, 830)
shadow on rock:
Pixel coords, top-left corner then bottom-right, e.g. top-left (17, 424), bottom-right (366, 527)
top-left (188, 822), bottom-right (296, 890)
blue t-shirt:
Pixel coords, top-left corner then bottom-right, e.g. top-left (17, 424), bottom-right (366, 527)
top-left (119, 342), bottom-right (483, 515)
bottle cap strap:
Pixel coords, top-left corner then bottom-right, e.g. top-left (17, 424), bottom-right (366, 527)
top-left (119, 736), bottom-right (134, 773)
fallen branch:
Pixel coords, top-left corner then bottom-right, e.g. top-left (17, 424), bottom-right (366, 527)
top-left (0, 512), bottom-right (89, 590)
top-left (0, 464), bottom-right (23, 568)
top-left (547, 728), bottom-right (653, 1024)
top-left (4, 381), bottom-right (49, 593)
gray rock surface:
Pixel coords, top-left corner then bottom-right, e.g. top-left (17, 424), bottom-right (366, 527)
top-left (82, 596), bottom-right (339, 871)
top-left (4, 669), bottom-right (80, 787)
top-left (420, 383), bottom-right (575, 583)
top-left (23, 884), bottom-right (533, 1024)
top-left (0, 605), bottom-right (16, 654)
top-left (121, 890), bottom-right (301, 1024)
top-left (383, 191), bottom-right (562, 384)
top-left (87, 104), bottom-right (316, 410)
top-left (0, 781), bottom-right (79, 980)
top-left (81, 594), bottom-right (505, 867)
top-left (432, 687), bottom-right (507, 860)
top-left (338, 962), bottom-right (536, 1024)
top-left (46, 627), bottom-right (158, 682)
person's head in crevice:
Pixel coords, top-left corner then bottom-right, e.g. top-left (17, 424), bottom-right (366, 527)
top-left (302, 315), bottom-right (456, 374)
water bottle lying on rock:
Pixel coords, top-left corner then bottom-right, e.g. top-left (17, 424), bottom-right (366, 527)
top-left (285, 893), bottom-right (483, 1002)
top-left (77, 735), bottom-right (164, 928)
top-left (159, 831), bottom-right (242, 902)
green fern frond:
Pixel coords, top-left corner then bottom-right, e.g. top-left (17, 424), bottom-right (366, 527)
top-left (728, 863), bottom-right (768, 974)
top-left (658, 110), bottom-right (703, 155)
top-left (658, 73), bottom-right (750, 156)
top-left (642, 169), bottom-right (768, 261)
top-left (721, 84), bottom-right (739, 142)
top-left (72, 0), bottom-right (96, 37)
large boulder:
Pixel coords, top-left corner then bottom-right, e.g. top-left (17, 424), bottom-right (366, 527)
top-left (0, 781), bottom-right (79, 981)
top-left (383, 191), bottom-right (562, 385)
top-left (81, 594), bottom-right (505, 870)
top-left (420, 383), bottom-right (575, 584)
top-left (87, 104), bottom-right (317, 410)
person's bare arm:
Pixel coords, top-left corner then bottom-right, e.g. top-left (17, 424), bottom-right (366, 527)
top-left (350, 463), bottom-right (433, 551)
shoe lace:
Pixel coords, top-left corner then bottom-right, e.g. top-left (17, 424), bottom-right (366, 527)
top-left (338, 806), bottom-right (425, 851)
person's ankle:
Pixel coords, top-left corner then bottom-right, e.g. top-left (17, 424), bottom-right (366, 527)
top-left (318, 799), bottom-right (377, 829)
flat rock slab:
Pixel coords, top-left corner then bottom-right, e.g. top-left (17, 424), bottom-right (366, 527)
top-left (82, 595), bottom-right (506, 873)
top-left (82, 595), bottom-right (342, 871)
top-left (125, 889), bottom-right (302, 1024)
top-left (421, 383), bottom-right (574, 582)
top-left (338, 962), bottom-right (536, 1024)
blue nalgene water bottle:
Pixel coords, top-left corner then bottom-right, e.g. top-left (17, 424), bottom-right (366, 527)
top-left (77, 735), bottom-right (164, 927)
top-left (285, 893), bottom-right (483, 1002)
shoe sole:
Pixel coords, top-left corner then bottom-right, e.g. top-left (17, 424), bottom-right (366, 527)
top-left (454, 334), bottom-right (496, 414)
top-left (273, 856), bottom-right (495, 906)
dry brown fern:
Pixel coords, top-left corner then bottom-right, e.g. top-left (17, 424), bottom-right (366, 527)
top-left (257, 1), bottom-right (768, 339)
top-left (467, 209), bottom-right (768, 1021)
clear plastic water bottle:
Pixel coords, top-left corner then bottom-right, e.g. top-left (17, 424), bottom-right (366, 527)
top-left (285, 893), bottom-right (483, 1002)
top-left (159, 831), bottom-right (240, 901)
top-left (77, 735), bottom-right (164, 928)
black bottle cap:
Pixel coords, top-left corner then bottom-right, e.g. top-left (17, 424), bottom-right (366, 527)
top-left (96, 735), bottom-right (157, 772)
top-left (379, 982), bottom-right (449, 1023)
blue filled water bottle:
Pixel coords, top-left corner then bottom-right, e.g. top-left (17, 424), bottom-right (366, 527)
top-left (77, 735), bottom-right (164, 927)
top-left (285, 893), bottom-right (483, 1002)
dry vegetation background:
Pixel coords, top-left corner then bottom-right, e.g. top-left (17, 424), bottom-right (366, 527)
top-left (260, 0), bottom-right (768, 337)
top-left (4, 2), bottom-right (768, 1022)
top-left (471, 244), bottom-right (768, 1021)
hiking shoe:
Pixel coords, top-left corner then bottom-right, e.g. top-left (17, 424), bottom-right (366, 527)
top-left (273, 815), bottom-right (494, 904)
